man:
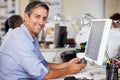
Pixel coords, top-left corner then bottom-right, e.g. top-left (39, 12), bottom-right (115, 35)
top-left (0, 1), bottom-right (86, 80)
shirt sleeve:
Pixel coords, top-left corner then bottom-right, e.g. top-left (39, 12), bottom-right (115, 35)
top-left (14, 39), bottom-right (49, 79)
top-left (33, 68), bottom-right (47, 80)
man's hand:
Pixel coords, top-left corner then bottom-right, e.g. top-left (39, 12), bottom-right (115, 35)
top-left (67, 58), bottom-right (86, 74)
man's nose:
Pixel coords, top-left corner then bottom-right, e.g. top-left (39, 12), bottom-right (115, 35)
top-left (38, 18), bottom-right (44, 25)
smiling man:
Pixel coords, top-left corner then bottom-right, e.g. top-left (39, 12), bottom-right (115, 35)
top-left (0, 1), bottom-right (86, 80)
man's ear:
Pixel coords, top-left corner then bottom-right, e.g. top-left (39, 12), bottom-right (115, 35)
top-left (24, 13), bottom-right (29, 22)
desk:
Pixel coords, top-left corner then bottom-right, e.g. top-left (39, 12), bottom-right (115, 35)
top-left (40, 48), bottom-right (76, 63)
top-left (41, 48), bottom-right (107, 80)
top-left (55, 64), bottom-right (106, 80)
top-left (41, 48), bottom-right (75, 52)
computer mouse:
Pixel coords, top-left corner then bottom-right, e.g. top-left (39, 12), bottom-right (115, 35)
top-left (78, 58), bottom-right (87, 64)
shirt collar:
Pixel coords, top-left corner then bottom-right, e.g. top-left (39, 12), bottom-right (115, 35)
top-left (20, 24), bottom-right (35, 43)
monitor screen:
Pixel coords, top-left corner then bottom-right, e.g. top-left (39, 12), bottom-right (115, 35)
top-left (54, 26), bottom-right (67, 48)
top-left (84, 19), bottom-right (112, 65)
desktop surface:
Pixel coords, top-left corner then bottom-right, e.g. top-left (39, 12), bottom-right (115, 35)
top-left (70, 62), bottom-right (106, 80)
top-left (40, 47), bottom-right (76, 52)
top-left (55, 64), bottom-right (106, 80)
top-left (56, 62), bottom-right (106, 80)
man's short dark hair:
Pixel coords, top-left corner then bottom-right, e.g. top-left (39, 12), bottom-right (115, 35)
top-left (25, 1), bottom-right (49, 16)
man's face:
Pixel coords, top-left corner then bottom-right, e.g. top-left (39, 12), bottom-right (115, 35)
top-left (24, 6), bottom-right (48, 37)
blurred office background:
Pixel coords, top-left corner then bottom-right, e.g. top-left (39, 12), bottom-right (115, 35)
top-left (0, 0), bottom-right (120, 46)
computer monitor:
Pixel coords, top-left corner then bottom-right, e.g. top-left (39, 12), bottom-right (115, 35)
top-left (83, 19), bottom-right (112, 66)
top-left (54, 25), bottom-right (67, 48)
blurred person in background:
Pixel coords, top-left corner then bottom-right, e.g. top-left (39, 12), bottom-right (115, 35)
top-left (1, 15), bottom-right (23, 42)
top-left (4, 15), bottom-right (23, 34)
top-left (106, 13), bottom-right (120, 58)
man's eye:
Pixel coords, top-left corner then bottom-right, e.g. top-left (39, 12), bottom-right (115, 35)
top-left (36, 16), bottom-right (40, 18)
top-left (43, 18), bottom-right (47, 22)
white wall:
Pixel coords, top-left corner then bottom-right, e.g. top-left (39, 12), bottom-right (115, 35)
top-left (118, 0), bottom-right (120, 13)
top-left (62, 0), bottom-right (105, 19)
top-left (19, 0), bottom-right (119, 19)
top-left (19, 0), bottom-right (29, 18)
top-left (105, 0), bottom-right (119, 18)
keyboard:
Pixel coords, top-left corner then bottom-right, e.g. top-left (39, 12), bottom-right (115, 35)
top-left (64, 75), bottom-right (94, 80)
